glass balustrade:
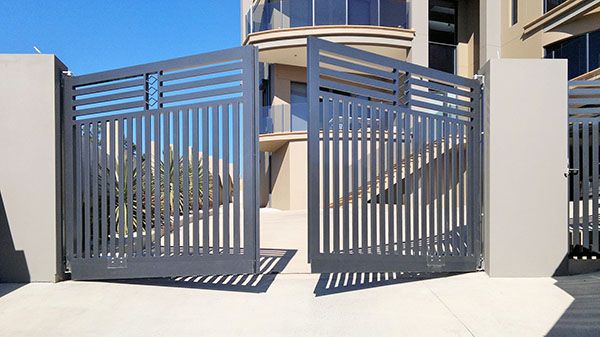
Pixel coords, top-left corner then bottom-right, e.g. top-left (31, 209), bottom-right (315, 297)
top-left (247, 0), bottom-right (408, 35)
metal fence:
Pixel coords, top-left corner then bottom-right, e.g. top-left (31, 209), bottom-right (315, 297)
top-left (307, 37), bottom-right (482, 273)
top-left (63, 46), bottom-right (260, 280)
top-left (568, 79), bottom-right (600, 257)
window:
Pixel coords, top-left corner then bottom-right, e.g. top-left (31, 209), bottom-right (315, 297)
top-left (545, 28), bottom-right (600, 79)
top-left (348, 0), bottom-right (378, 25)
top-left (429, 0), bottom-right (457, 74)
top-left (429, 43), bottom-right (456, 74)
top-left (544, 0), bottom-right (567, 13)
top-left (380, 0), bottom-right (408, 28)
top-left (511, 0), bottom-right (518, 25)
top-left (315, 0), bottom-right (346, 25)
top-left (290, 82), bottom-right (308, 132)
top-left (283, 0), bottom-right (313, 27)
top-left (590, 30), bottom-right (600, 71)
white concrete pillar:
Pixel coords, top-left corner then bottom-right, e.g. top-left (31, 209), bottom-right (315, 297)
top-left (408, 0), bottom-right (429, 66)
top-left (480, 59), bottom-right (569, 277)
top-left (0, 55), bottom-right (66, 282)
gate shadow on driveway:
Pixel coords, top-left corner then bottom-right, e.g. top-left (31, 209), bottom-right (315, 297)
top-left (313, 272), bottom-right (460, 297)
top-left (545, 272), bottom-right (600, 336)
top-left (112, 248), bottom-right (296, 293)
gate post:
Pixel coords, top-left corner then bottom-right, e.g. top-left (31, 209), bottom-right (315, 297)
top-left (480, 59), bottom-right (569, 277)
top-left (0, 55), bottom-right (67, 282)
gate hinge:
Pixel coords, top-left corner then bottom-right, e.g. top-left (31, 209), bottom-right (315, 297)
top-left (473, 74), bottom-right (485, 86)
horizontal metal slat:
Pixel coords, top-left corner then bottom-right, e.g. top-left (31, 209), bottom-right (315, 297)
top-left (570, 107), bottom-right (600, 115)
top-left (74, 100), bottom-right (145, 116)
top-left (319, 55), bottom-right (395, 81)
top-left (570, 80), bottom-right (600, 87)
top-left (320, 68), bottom-right (396, 92)
top-left (569, 98), bottom-right (600, 105)
top-left (411, 87), bottom-right (474, 109)
top-left (74, 77), bottom-right (145, 96)
top-left (320, 79), bottom-right (397, 104)
top-left (159, 62), bottom-right (242, 82)
top-left (570, 88), bottom-right (600, 96)
top-left (161, 74), bottom-right (243, 93)
top-left (74, 89), bottom-right (145, 107)
top-left (158, 85), bottom-right (242, 104)
top-left (411, 78), bottom-right (475, 98)
top-left (411, 98), bottom-right (474, 118)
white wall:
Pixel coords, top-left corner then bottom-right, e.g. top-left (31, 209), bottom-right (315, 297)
top-left (0, 55), bottom-right (66, 282)
top-left (481, 59), bottom-right (569, 277)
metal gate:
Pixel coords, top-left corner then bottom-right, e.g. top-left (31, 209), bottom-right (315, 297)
top-left (63, 46), bottom-right (260, 280)
top-left (307, 38), bottom-right (482, 273)
top-left (568, 78), bottom-right (600, 257)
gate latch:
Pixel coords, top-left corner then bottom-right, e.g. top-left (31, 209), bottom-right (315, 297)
top-left (564, 168), bottom-right (579, 178)
top-left (427, 255), bottom-right (446, 269)
top-left (107, 256), bottom-right (127, 269)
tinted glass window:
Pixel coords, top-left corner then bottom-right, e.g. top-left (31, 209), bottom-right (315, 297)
top-left (283, 0), bottom-right (313, 27)
top-left (291, 82), bottom-right (308, 132)
top-left (429, 43), bottom-right (455, 74)
top-left (589, 30), bottom-right (600, 72)
top-left (546, 34), bottom-right (587, 79)
top-left (545, 0), bottom-right (567, 12)
top-left (380, 0), bottom-right (407, 28)
top-left (315, 0), bottom-right (346, 25)
top-left (348, 0), bottom-right (378, 25)
top-left (429, 0), bottom-right (457, 45)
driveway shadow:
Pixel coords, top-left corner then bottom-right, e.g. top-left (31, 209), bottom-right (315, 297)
top-left (0, 192), bottom-right (30, 283)
top-left (545, 273), bottom-right (600, 337)
top-left (313, 271), bottom-right (461, 296)
top-left (0, 284), bottom-right (26, 299)
top-left (113, 248), bottom-right (296, 293)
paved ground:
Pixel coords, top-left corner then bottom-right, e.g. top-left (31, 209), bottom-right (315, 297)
top-left (1, 209), bottom-right (600, 337)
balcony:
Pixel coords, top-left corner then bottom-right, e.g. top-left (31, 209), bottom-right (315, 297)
top-left (246, 0), bottom-right (408, 35)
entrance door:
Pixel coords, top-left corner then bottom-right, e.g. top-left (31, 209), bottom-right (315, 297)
top-left (63, 46), bottom-right (260, 280)
top-left (307, 37), bottom-right (482, 273)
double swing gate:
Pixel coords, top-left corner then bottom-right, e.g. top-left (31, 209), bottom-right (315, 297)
top-left (568, 79), bottom-right (600, 257)
top-left (63, 46), bottom-right (260, 280)
top-left (62, 39), bottom-right (483, 280)
top-left (307, 38), bottom-right (483, 273)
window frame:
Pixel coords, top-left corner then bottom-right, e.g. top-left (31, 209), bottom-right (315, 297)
top-left (511, 0), bottom-right (518, 26)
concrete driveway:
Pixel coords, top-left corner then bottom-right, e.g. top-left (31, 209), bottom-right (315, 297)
top-left (1, 271), bottom-right (599, 337)
top-left (1, 208), bottom-right (599, 336)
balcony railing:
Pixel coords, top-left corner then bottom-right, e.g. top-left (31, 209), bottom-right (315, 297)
top-left (260, 103), bottom-right (309, 134)
top-left (246, 0), bottom-right (408, 35)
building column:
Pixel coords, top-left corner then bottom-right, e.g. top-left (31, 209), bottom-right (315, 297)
top-left (479, 0), bottom-right (501, 65)
top-left (480, 59), bottom-right (569, 277)
top-left (408, 0), bottom-right (429, 66)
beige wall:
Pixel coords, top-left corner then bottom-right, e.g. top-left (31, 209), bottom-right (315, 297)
top-left (0, 55), bottom-right (66, 282)
top-left (481, 59), bottom-right (568, 277)
top-left (501, 1), bottom-right (600, 59)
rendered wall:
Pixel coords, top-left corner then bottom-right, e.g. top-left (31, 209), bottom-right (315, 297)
top-left (481, 59), bottom-right (568, 277)
top-left (0, 55), bottom-right (66, 282)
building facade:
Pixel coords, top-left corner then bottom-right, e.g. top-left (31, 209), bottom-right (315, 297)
top-left (241, 0), bottom-right (600, 209)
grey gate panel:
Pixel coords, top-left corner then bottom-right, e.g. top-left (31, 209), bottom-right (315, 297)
top-left (568, 79), bottom-right (600, 257)
top-left (307, 37), bottom-right (482, 273)
top-left (63, 46), bottom-right (260, 280)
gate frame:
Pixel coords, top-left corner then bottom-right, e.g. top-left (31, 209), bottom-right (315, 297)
top-left (62, 46), bottom-right (261, 280)
top-left (306, 37), bottom-right (484, 273)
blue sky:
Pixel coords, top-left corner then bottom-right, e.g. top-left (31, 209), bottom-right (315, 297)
top-left (1, 1), bottom-right (242, 75)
